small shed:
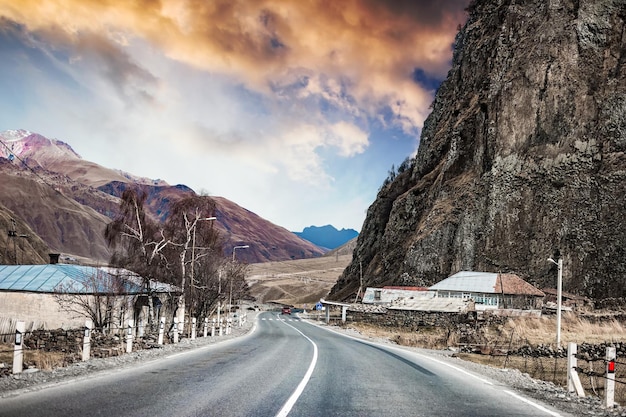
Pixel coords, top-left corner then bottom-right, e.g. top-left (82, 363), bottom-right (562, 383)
top-left (429, 271), bottom-right (544, 312)
top-left (362, 286), bottom-right (430, 305)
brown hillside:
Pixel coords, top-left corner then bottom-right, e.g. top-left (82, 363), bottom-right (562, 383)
top-left (248, 254), bottom-right (351, 307)
top-left (0, 131), bottom-right (326, 264)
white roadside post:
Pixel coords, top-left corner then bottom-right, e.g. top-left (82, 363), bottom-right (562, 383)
top-left (191, 317), bottom-right (197, 340)
top-left (82, 319), bottom-right (93, 362)
top-left (173, 317), bottom-right (179, 343)
top-left (219, 318), bottom-right (223, 336)
top-left (203, 318), bottom-right (208, 338)
top-left (12, 321), bottom-right (25, 374)
top-left (158, 316), bottom-right (165, 345)
top-left (211, 318), bottom-right (216, 337)
top-left (605, 347), bottom-right (616, 408)
top-left (126, 319), bottom-right (134, 353)
top-left (567, 342), bottom-right (585, 396)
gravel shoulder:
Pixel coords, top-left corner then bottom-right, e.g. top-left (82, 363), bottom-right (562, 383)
top-left (0, 312), bottom-right (260, 399)
top-left (2, 312), bottom-right (625, 416)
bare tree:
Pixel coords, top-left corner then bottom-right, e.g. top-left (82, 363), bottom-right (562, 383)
top-left (53, 268), bottom-right (133, 329)
top-left (105, 188), bottom-right (171, 326)
top-left (164, 196), bottom-right (222, 322)
top-left (223, 260), bottom-right (251, 314)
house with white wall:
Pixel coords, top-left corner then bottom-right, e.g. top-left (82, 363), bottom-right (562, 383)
top-left (429, 271), bottom-right (544, 314)
top-left (0, 263), bottom-right (179, 331)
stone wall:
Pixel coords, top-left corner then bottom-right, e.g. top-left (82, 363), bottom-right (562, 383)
top-left (347, 309), bottom-right (472, 331)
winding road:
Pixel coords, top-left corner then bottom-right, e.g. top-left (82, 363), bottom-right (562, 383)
top-left (0, 312), bottom-right (568, 416)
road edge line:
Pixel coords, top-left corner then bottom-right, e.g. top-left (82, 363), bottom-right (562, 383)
top-left (275, 316), bottom-right (319, 417)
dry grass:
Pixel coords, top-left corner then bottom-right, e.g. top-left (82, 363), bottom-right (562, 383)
top-left (247, 254), bottom-right (351, 306)
top-left (498, 313), bottom-right (626, 346)
top-left (342, 313), bottom-right (626, 355)
top-left (342, 322), bottom-right (458, 350)
top-left (0, 343), bottom-right (66, 370)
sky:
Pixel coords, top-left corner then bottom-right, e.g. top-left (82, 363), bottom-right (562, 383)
top-left (0, 0), bottom-right (469, 232)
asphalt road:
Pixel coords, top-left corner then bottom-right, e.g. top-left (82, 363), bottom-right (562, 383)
top-left (0, 312), bottom-right (568, 417)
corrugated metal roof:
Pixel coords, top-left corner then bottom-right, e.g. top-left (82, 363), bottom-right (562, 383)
top-left (389, 297), bottom-right (474, 313)
top-left (429, 271), bottom-right (543, 296)
top-left (0, 264), bottom-right (161, 294)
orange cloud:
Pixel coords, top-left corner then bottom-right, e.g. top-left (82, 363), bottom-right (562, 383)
top-left (0, 0), bottom-right (468, 130)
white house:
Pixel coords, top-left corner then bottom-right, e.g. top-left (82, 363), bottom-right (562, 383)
top-left (429, 271), bottom-right (544, 313)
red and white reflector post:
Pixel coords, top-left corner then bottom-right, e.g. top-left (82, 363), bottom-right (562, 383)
top-left (605, 347), bottom-right (616, 408)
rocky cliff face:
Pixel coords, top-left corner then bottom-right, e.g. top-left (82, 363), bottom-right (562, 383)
top-left (331, 0), bottom-right (626, 301)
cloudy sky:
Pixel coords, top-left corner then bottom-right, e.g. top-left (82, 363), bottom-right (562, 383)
top-left (0, 0), bottom-right (469, 232)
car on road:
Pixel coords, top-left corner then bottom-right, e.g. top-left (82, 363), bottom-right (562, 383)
top-left (281, 306), bottom-right (291, 315)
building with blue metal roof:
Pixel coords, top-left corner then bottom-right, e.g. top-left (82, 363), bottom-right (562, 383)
top-left (0, 264), bottom-right (179, 330)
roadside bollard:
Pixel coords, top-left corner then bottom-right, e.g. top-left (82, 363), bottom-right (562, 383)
top-left (173, 317), bottom-right (179, 343)
top-left (82, 319), bottom-right (92, 361)
top-left (227, 318), bottom-right (232, 335)
top-left (203, 318), bottom-right (208, 338)
top-left (191, 317), bottom-right (197, 340)
top-left (605, 347), bottom-right (616, 408)
top-left (211, 318), bottom-right (216, 337)
top-left (158, 316), bottom-right (165, 345)
top-left (13, 321), bottom-right (25, 374)
top-left (126, 319), bottom-right (134, 353)
top-left (219, 318), bottom-right (223, 336)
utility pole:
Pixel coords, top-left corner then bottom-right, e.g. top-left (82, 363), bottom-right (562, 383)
top-left (8, 218), bottom-right (17, 265)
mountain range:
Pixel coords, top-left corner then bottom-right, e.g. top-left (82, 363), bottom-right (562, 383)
top-left (294, 225), bottom-right (358, 250)
top-left (0, 129), bottom-right (326, 265)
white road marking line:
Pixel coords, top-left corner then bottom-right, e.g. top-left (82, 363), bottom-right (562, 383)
top-left (307, 321), bottom-right (562, 417)
top-left (504, 390), bottom-right (563, 417)
top-left (275, 317), bottom-right (318, 417)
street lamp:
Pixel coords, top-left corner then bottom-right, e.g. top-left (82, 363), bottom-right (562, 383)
top-left (229, 245), bottom-right (249, 319)
top-left (547, 257), bottom-right (563, 347)
top-left (190, 217), bottom-right (216, 285)
top-left (232, 245), bottom-right (249, 262)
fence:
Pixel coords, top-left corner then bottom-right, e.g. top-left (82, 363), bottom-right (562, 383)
top-left (0, 313), bottom-right (248, 376)
top-left (459, 337), bottom-right (626, 405)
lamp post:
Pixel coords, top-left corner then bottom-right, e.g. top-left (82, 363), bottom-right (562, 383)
top-left (230, 245), bottom-right (249, 318)
top-left (189, 216), bottom-right (216, 332)
top-left (232, 245), bottom-right (249, 262)
top-left (191, 217), bottom-right (216, 289)
top-left (548, 257), bottom-right (563, 347)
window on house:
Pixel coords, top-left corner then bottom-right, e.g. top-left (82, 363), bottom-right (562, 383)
top-left (374, 290), bottom-right (381, 301)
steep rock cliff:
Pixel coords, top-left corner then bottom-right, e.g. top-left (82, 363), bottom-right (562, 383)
top-left (331, 0), bottom-right (626, 300)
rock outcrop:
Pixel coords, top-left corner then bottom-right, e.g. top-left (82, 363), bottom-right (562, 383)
top-left (331, 0), bottom-right (626, 300)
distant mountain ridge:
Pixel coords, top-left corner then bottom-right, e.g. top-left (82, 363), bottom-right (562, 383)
top-left (294, 225), bottom-right (358, 250)
top-left (0, 130), bottom-right (325, 264)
